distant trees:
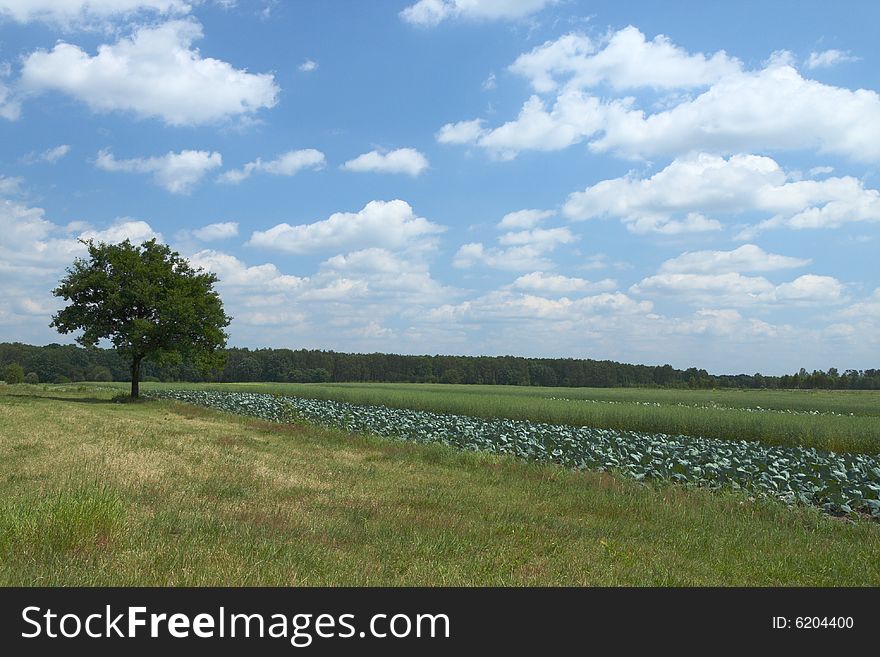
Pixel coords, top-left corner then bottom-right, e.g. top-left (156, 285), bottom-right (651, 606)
top-left (3, 362), bottom-right (24, 384)
top-left (24, 372), bottom-right (39, 384)
top-left (50, 239), bottom-right (230, 398)
top-left (1, 340), bottom-right (878, 390)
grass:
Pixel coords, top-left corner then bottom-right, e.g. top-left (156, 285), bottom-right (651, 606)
top-left (119, 381), bottom-right (880, 454)
top-left (1, 384), bottom-right (879, 586)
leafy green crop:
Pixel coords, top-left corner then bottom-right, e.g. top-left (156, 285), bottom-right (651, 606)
top-left (148, 390), bottom-right (880, 519)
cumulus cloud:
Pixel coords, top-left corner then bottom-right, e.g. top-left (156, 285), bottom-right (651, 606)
top-left (589, 63), bottom-right (880, 161)
top-left (476, 90), bottom-right (609, 159)
top-left (185, 247), bottom-right (456, 342)
top-left (436, 119), bottom-right (487, 144)
top-left (497, 208), bottom-right (555, 229)
top-left (563, 152), bottom-right (880, 235)
top-left (218, 149), bottom-right (325, 184)
top-left (632, 271), bottom-right (845, 307)
top-left (19, 19), bottom-right (279, 126)
top-left (0, 175), bottom-right (23, 195)
top-left (96, 148), bottom-right (222, 194)
top-left (0, 0), bottom-right (189, 26)
top-left (510, 26), bottom-right (741, 93)
top-left (805, 49), bottom-right (860, 70)
top-left (445, 27), bottom-right (880, 162)
top-left (41, 144), bottom-right (71, 163)
top-left (0, 197), bottom-right (160, 278)
top-left (189, 249), bottom-right (305, 290)
top-left (454, 226), bottom-right (576, 271)
top-left (192, 221), bottom-right (239, 241)
top-left (512, 271), bottom-right (616, 294)
top-left (426, 289), bottom-right (651, 326)
top-left (0, 69), bottom-right (20, 120)
top-left (341, 148), bottom-right (429, 176)
top-left (247, 200), bottom-right (445, 255)
top-left (400, 0), bottom-right (555, 27)
top-left (79, 219), bottom-right (161, 244)
top-left (298, 59), bottom-right (318, 72)
top-left (659, 245), bottom-right (810, 274)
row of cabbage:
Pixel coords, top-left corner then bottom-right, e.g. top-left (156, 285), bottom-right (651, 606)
top-left (148, 390), bottom-right (880, 518)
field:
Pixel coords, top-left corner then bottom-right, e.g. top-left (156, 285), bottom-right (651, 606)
top-left (129, 381), bottom-right (880, 454)
top-left (1, 382), bottom-right (879, 586)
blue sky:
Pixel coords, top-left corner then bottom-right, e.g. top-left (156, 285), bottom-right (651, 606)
top-left (1, 0), bottom-right (878, 375)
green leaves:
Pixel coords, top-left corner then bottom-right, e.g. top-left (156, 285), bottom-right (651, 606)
top-left (149, 389), bottom-right (880, 520)
top-left (51, 239), bottom-right (231, 395)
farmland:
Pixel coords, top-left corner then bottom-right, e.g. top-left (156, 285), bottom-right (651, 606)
top-left (1, 383), bottom-right (879, 586)
top-left (130, 381), bottom-right (880, 454)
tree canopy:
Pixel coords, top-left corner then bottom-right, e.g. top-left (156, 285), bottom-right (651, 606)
top-left (50, 239), bottom-right (230, 397)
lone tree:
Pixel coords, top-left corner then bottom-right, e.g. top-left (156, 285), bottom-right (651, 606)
top-left (51, 239), bottom-right (231, 398)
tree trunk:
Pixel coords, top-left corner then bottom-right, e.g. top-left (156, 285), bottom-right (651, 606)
top-left (130, 356), bottom-right (142, 398)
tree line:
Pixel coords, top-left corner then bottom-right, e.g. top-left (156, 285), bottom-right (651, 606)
top-left (2, 341), bottom-right (879, 390)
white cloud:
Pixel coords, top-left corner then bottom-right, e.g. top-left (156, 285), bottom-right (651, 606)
top-left (192, 221), bottom-right (238, 241)
top-left (659, 245), bottom-right (810, 274)
top-left (0, 198), bottom-right (160, 277)
top-left (454, 223), bottom-right (576, 271)
top-left (510, 26), bottom-right (741, 93)
top-left (774, 274), bottom-right (845, 303)
top-left (218, 149), bottom-right (325, 184)
top-left (341, 148), bottom-right (429, 176)
top-left (590, 63), bottom-right (880, 161)
top-left (673, 308), bottom-right (778, 339)
top-left (512, 271), bottom-right (616, 294)
top-left (497, 226), bottom-right (575, 247)
top-left (497, 208), bottom-right (554, 229)
top-left (400, 0), bottom-right (555, 27)
top-left (805, 49), bottom-right (860, 70)
top-left (96, 148), bottom-right (222, 194)
top-left (41, 144), bottom-right (71, 163)
top-left (19, 19), bottom-right (279, 126)
top-left (298, 59), bottom-right (318, 72)
top-left (482, 72), bottom-right (496, 91)
top-left (188, 250), bottom-right (305, 290)
top-left (0, 0), bottom-right (189, 26)
top-left (248, 200), bottom-right (445, 255)
top-left (809, 165), bottom-right (834, 176)
top-left (0, 72), bottom-right (20, 120)
top-left (436, 119), bottom-right (486, 144)
top-left (185, 247), bottom-right (456, 340)
top-left (79, 219), bottom-right (161, 244)
top-left (321, 248), bottom-right (454, 303)
top-left (477, 90), bottom-right (608, 159)
top-left (563, 152), bottom-right (880, 235)
top-left (0, 175), bottom-right (23, 195)
top-left (426, 289), bottom-right (651, 325)
top-left (449, 29), bottom-right (880, 162)
top-left (632, 272), bottom-right (845, 307)
top-left (840, 288), bottom-right (880, 320)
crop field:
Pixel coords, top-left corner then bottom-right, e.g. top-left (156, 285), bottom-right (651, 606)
top-left (2, 382), bottom-right (880, 586)
top-left (148, 389), bottom-right (880, 519)
top-left (130, 381), bottom-right (880, 454)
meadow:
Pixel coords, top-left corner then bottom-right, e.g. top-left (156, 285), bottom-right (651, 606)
top-left (1, 382), bottom-right (879, 586)
top-left (129, 381), bottom-right (880, 454)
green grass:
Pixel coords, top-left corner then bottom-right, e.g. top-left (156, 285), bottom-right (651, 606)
top-left (117, 381), bottom-right (880, 454)
top-left (1, 384), bottom-right (879, 585)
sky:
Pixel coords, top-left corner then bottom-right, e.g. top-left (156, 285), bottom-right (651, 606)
top-left (0, 0), bottom-right (878, 375)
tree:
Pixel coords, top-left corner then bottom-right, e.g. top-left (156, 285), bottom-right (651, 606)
top-left (3, 362), bottom-right (24, 384)
top-left (51, 239), bottom-right (231, 398)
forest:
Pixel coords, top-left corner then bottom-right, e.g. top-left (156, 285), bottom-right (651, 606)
top-left (2, 342), bottom-right (878, 390)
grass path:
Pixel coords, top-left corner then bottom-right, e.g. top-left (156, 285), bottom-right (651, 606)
top-left (1, 386), bottom-right (879, 585)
